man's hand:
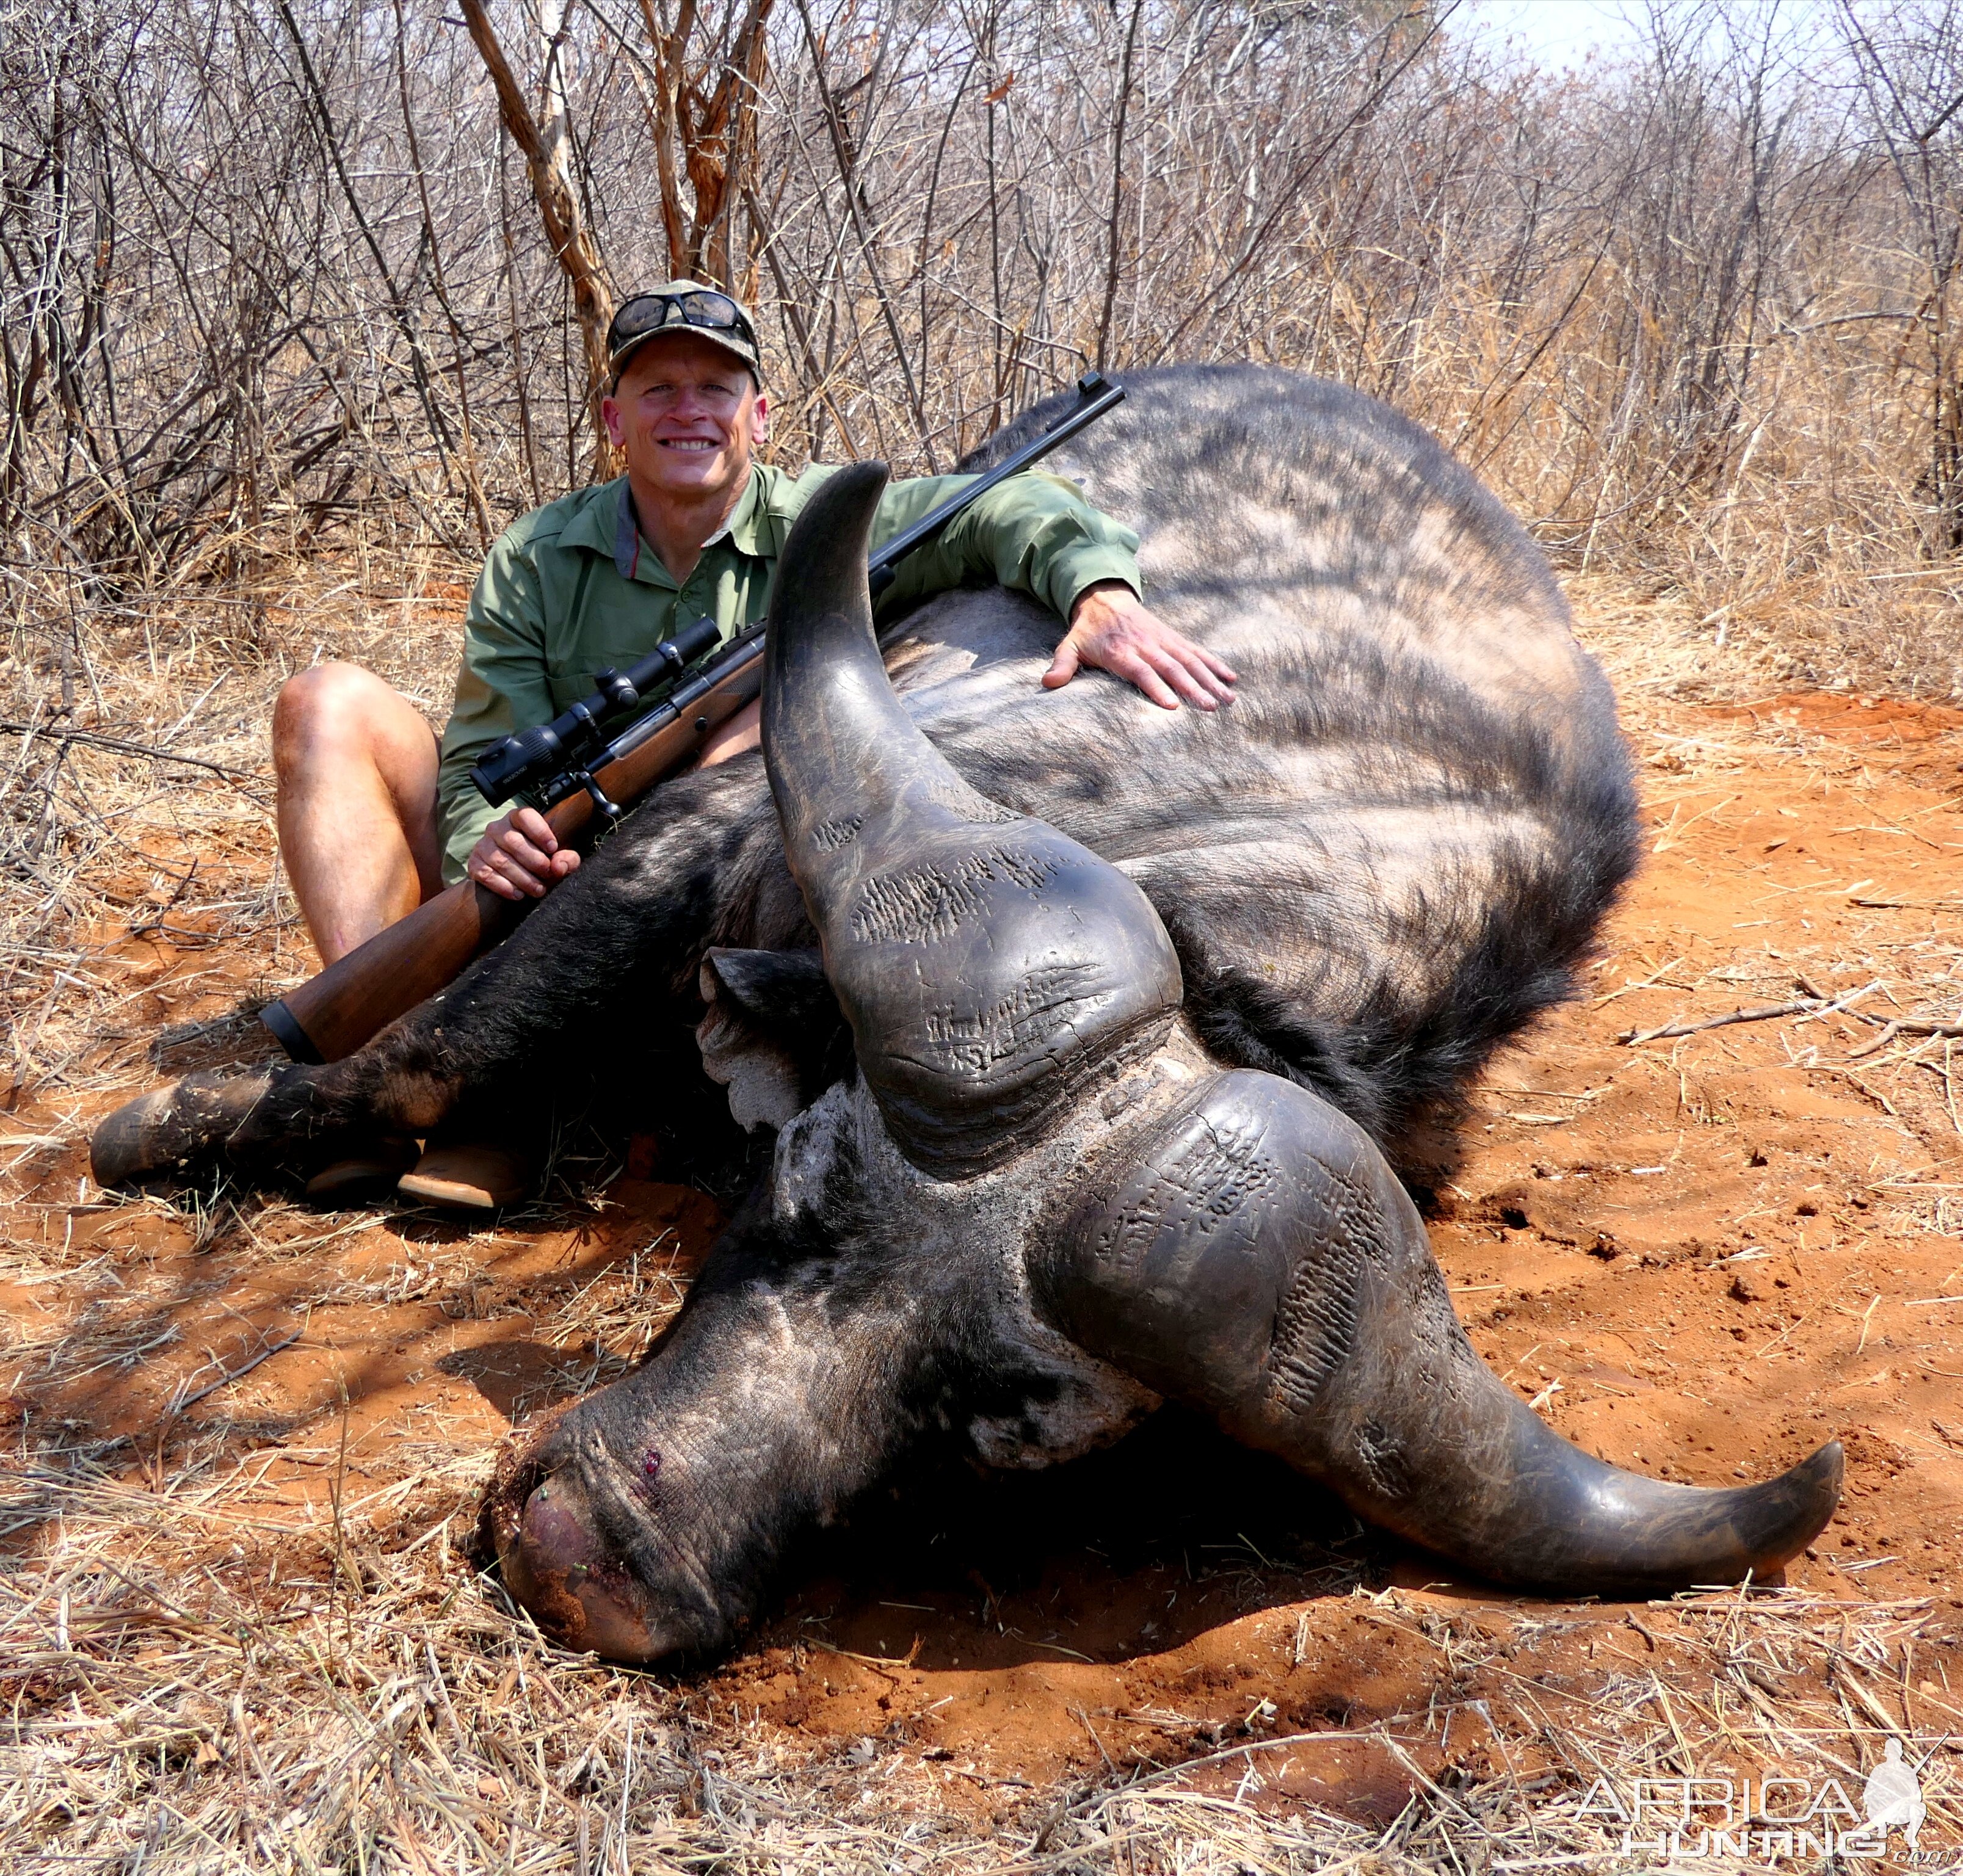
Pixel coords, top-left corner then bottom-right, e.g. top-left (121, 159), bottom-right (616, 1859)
top-left (467, 806), bottom-right (581, 901)
top-left (1044, 581), bottom-right (1238, 710)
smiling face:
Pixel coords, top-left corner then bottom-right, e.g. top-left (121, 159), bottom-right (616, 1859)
top-left (601, 331), bottom-right (769, 510)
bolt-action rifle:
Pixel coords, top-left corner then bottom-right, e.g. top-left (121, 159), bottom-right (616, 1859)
top-left (259, 371), bottom-right (1126, 1064)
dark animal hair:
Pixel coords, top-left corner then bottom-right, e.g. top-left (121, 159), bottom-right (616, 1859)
top-left (952, 364), bottom-right (1640, 1160)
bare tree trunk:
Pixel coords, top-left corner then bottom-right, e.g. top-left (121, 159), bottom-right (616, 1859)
top-left (459, 0), bottom-right (615, 465)
top-left (1094, 0), bottom-right (1146, 372)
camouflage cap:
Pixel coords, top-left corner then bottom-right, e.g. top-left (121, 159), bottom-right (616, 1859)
top-left (606, 283), bottom-right (763, 385)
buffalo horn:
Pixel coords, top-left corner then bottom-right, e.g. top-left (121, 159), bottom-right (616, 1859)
top-left (1037, 1068), bottom-right (1841, 1592)
top-left (761, 461), bottom-right (1183, 1179)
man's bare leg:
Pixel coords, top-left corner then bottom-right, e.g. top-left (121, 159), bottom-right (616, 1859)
top-left (272, 662), bottom-right (444, 965)
top-left (271, 662), bottom-right (452, 1200)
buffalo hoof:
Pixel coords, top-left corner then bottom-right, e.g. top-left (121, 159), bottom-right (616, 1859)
top-left (90, 1071), bottom-right (274, 1189)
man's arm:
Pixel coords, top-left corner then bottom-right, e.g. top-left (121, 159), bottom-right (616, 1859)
top-left (870, 469), bottom-right (1234, 709)
top-left (437, 534), bottom-right (581, 898)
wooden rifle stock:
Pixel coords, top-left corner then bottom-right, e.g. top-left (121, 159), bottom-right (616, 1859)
top-left (260, 649), bottom-right (763, 1062)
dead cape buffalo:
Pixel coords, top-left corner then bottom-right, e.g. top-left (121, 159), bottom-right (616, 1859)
top-left (93, 365), bottom-right (1840, 1661)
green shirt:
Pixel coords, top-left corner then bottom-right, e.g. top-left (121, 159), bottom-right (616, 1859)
top-left (436, 462), bottom-right (1143, 880)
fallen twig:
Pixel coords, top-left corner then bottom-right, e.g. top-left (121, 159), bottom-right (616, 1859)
top-left (166, 1327), bottom-right (304, 1415)
top-left (1794, 979), bottom-right (1887, 1026)
top-left (1794, 974), bottom-right (1889, 1024)
top-left (1848, 1015), bottom-right (1963, 1060)
top-left (1621, 980), bottom-right (1883, 1046)
top-left (1622, 998), bottom-right (1814, 1046)
top-left (0, 721), bottom-right (260, 782)
top-left (128, 860), bottom-right (200, 941)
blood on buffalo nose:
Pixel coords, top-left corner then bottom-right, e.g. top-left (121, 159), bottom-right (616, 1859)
top-left (499, 1472), bottom-right (662, 1661)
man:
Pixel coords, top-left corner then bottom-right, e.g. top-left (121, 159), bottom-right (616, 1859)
top-left (273, 284), bottom-right (1234, 1203)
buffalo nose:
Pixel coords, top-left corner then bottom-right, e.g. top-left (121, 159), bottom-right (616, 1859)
top-left (500, 1473), bottom-right (662, 1661)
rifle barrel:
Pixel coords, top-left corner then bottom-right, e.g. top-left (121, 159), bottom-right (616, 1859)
top-left (866, 371), bottom-right (1125, 592)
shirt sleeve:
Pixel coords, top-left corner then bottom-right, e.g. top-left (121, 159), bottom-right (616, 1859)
top-left (436, 527), bottom-right (555, 883)
top-left (869, 469), bottom-right (1142, 622)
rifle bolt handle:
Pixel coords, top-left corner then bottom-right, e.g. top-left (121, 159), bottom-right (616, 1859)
top-left (579, 771), bottom-right (623, 820)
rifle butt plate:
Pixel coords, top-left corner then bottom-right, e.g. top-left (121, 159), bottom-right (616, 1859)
top-left (260, 998), bottom-right (324, 1065)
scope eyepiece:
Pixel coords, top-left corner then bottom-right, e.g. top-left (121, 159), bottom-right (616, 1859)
top-left (470, 721), bottom-right (567, 806)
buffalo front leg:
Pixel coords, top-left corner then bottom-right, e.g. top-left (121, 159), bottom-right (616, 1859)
top-left (1033, 1069), bottom-right (1841, 1595)
top-left (90, 767), bottom-right (784, 1189)
top-left (89, 1016), bottom-right (486, 1190)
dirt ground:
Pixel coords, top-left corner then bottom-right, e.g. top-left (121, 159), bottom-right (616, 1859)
top-left (2, 607), bottom-right (1961, 1868)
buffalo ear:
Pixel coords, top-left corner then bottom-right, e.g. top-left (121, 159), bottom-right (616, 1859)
top-left (695, 948), bottom-right (851, 1132)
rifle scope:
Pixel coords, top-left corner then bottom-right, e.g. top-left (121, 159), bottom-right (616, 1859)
top-left (468, 612), bottom-right (724, 809)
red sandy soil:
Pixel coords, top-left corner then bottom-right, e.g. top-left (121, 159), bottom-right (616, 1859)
top-left (4, 681), bottom-right (1962, 1822)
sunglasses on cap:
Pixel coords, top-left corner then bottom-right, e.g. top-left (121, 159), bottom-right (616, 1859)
top-left (608, 290), bottom-right (758, 361)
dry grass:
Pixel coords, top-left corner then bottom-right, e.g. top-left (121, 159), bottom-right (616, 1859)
top-left (1, 1455), bottom-right (1958, 1873)
top-left (1, 539), bottom-right (468, 1112)
top-left (10, 10), bottom-right (1963, 1851)
top-left (7, 340), bottom-right (1963, 1866)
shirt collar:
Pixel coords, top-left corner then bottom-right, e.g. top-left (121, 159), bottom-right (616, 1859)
top-left (562, 469), bottom-right (778, 585)
top-left (719, 465), bottom-right (775, 557)
top-left (554, 476), bottom-right (626, 562)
